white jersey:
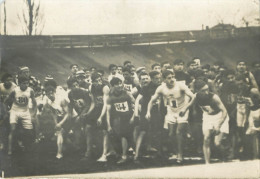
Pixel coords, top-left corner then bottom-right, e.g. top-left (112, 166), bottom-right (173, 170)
top-left (157, 82), bottom-right (190, 112)
top-left (45, 93), bottom-right (69, 118)
top-left (11, 87), bottom-right (33, 112)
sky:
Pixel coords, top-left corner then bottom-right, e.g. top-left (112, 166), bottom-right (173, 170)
top-left (0, 0), bottom-right (259, 35)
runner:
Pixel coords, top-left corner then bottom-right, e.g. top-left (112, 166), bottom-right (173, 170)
top-left (5, 76), bottom-right (37, 155)
top-left (106, 77), bottom-right (135, 164)
top-left (146, 70), bottom-right (195, 163)
top-left (194, 79), bottom-right (230, 164)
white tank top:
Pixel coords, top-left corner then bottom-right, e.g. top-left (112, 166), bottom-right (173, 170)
top-left (160, 82), bottom-right (188, 112)
top-left (11, 87), bottom-right (32, 112)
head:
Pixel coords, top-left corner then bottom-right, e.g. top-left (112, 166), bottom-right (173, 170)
top-left (122, 66), bottom-right (132, 82)
top-left (91, 72), bottom-right (103, 87)
top-left (45, 86), bottom-right (56, 102)
top-left (76, 70), bottom-right (86, 83)
top-left (18, 76), bottom-right (29, 91)
top-left (109, 64), bottom-right (117, 75)
top-left (117, 66), bottom-right (123, 75)
top-left (139, 72), bottom-right (150, 87)
top-left (90, 67), bottom-right (97, 74)
top-left (18, 66), bottom-right (30, 78)
top-left (136, 67), bottom-right (146, 76)
top-left (173, 59), bottom-right (184, 72)
top-left (201, 64), bottom-right (210, 75)
top-left (187, 61), bottom-right (197, 71)
top-left (97, 70), bottom-right (105, 77)
top-left (225, 70), bottom-right (236, 82)
top-left (194, 80), bottom-right (210, 103)
top-left (151, 63), bottom-right (161, 73)
top-left (110, 77), bottom-right (123, 95)
top-left (213, 61), bottom-right (221, 72)
top-left (162, 70), bottom-right (175, 88)
top-left (192, 57), bottom-right (201, 69)
top-left (1, 73), bottom-right (13, 89)
top-left (236, 61), bottom-right (247, 73)
top-left (70, 64), bottom-right (79, 75)
top-left (67, 78), bottom-right (79, 89)
top-left (161, 61), bottom-right (171, 72)
top-left (123, 61), bottom-right (131, 67)
top-left (149, 70), bottom-right (161, 86)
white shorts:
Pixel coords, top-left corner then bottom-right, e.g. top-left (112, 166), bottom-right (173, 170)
top-left (202, 112), bottom-right (229, 135)
top-left (164, 107), bottom-right (189, 129)
top-left (236, 103), bottom-right (247, 127)
top-left (10, 110), bottom-right (33, 129)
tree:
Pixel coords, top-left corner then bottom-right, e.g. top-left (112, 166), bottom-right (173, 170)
top-left (4, 1), bottom-right (7, 35)
top-left (17, 0), bottom-right (45, 35)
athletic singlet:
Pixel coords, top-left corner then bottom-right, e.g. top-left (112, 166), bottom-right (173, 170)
top-left (158, 82), bottom-right (189, 112)
top-left (11, 87), bottom-right (33, 112)
top-left (0, 82), bottom-right (16, 102)
top-left (91, 84), bottom-right (106, 108)
top-left (107, 91), bottom-right (133, 118)
top-left (197, 93), bottom-right (220, 115)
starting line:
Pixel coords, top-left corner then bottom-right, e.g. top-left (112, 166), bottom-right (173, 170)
top-left (21, 160), bottom-right (260, 179)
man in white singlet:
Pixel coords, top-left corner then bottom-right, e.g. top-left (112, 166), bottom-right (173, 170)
top-left (146, 70), bottom-right (195, 163)
top-left (5, 76), bottom-right (37, 155)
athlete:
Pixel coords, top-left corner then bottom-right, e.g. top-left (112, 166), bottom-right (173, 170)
top-left (134, 71), bottom-right (162, 162)
top-left (5, 76), bottom-right (37, 155)
top-left (146, 70), bottom-right (195, 163)
top-left (122, 66), bottom-right (140, 98)
top-left (43, 80), bottom-right (71, 159)
top-left (194, 79), bottom-right (230, 164)
top-left (89, 72), bottom-right (111, 162)
top-left (68, 78), bottom-right (95, 158)
top-left (106, 77), bottom-right (135, 164)
top-left (0, 73), bottom-right (17, 152)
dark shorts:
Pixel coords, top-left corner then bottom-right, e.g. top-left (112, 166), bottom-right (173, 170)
top-left (111, 116), bottom-right (133, 139)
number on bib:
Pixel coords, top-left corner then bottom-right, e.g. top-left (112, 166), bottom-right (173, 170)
top-left (114, 101), bottom-right (129, 112)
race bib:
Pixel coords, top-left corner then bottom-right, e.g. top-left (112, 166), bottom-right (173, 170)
top-left (124, 84), bottom-right (133, 92)
top-left (114, 101), bottom-right (129, 112)
top-left (15, 96), bottom-right (29, 106)
top-left (201, 105), bottom-right (214, 114)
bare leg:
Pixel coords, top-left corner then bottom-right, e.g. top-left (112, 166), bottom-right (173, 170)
top-left (203, 130), bottom-right (213, 164)
top-left (56, 131), bottom-right (63, 158)
top-left (85, 124), bottom-right (93, 157)
top-left (134, 130), bottom-right (146, 160)
top-left (8, 124), bottom-right (16, 155)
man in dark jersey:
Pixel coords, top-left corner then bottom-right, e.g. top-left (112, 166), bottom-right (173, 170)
top-left (219, 70), bottom-right (239, 159)
top-left (88, 73), bottom-right (111, 162)
top-left (122, 66), bottom-right (140, 98)
top-left (68, 78), bottom-right (95, 159)
top-left (173, 59), bottom-right (192, 86)
top-left (106, 77), bottom-right (135, 164)
top-left (134, 71), bottom-right (162, 162)
top-left (194, 79), bottom-right (229, 164)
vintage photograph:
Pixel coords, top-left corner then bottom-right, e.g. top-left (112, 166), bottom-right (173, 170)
top-left (0, 0), bottom-right (259, 178)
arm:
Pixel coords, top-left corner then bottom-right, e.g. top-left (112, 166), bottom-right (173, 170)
top-left (179, 84), bottom-right (196, 116)
top-left (106, 103), bottom-right (112, 132)
top-left (146, 87), bottom-right (161, 119)
top-left (134, 94), bottom-right (143, 117)
top-left (249, 72), bottom-right (259, 90)
top-left (97, 86), bottom-right (109, 125)
top-left (4, 91), bottom-right (15, 110)
top-left (213, 94), bottom-right (228, 130)
top-left (30, 89), bottom-right (37, 117)
top-left (56, 100), bottom-right (70, 128)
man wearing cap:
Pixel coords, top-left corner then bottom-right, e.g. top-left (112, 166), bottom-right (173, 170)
top-left (194, 79), bottom-right (229, 164)
top-left (173, 59), bottom-right (192, 86)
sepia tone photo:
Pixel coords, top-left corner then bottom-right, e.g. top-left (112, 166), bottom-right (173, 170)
top-left (0, 0), bottom-right (259, 178)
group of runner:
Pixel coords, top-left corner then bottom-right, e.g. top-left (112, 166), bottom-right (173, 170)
top-left (0, 58), bottom-right (259, 165)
